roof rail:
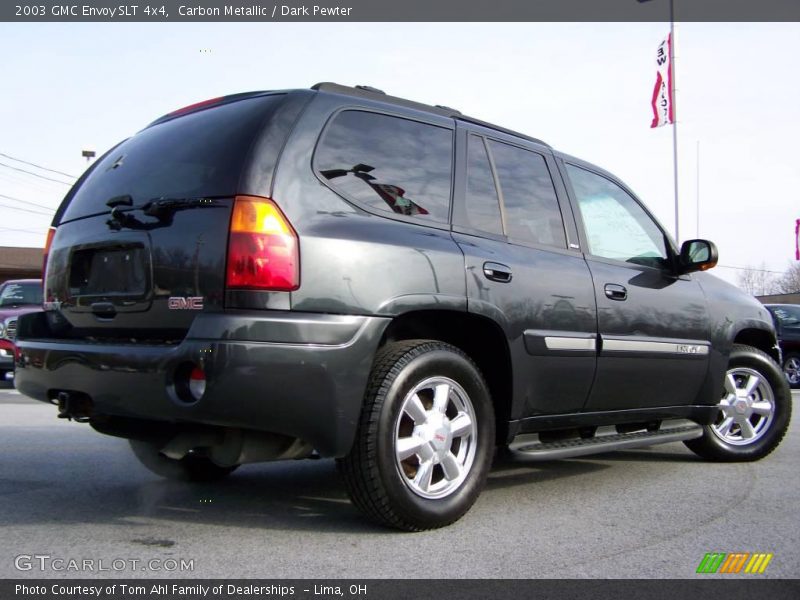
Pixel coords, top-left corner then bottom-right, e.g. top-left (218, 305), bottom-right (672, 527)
top-left (456, 116), bottom-right (551, 148)
top-left (310, 82), bottom-right (549, 148)
top-left (311, 82), bottom-right (460, 118)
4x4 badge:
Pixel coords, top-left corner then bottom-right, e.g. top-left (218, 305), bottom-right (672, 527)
top-left (168, 296), bottom-right (204, 310)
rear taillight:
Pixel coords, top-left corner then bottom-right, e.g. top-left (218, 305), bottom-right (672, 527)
top-left (226, 195), bottom-right (299, 291)
top-left (42, 226), bottom-right (56, 302)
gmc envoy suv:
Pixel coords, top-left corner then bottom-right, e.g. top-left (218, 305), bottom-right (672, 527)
top-left (14, 83), bottom-right (791, 530)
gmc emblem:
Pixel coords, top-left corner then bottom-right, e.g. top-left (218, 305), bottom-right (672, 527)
top-left (168, 296), bottom-right (204, 310)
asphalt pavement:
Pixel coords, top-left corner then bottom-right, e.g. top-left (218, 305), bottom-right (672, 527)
top-left (1, 379), bottom-right (798, 579)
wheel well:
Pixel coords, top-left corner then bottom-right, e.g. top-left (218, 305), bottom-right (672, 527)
top-left (380, 310), bottom-right (512, 444)
top-left (734, 328), bottom-right (780, 363)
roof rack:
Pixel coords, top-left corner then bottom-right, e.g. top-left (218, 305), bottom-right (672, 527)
top-left (312, 82), bottom-right (460, 118)
top-left (455, 116), bottom-right (550, 148)
top-left (310, 82), bottom-right (549, 148)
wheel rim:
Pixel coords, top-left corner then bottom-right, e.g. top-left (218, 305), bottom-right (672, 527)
top-left (394, 376), bottom-right (478, 500)
top-left (784, 357), bottom-right (800, 385)
top-left (711, 367), bottom-right (775, 446)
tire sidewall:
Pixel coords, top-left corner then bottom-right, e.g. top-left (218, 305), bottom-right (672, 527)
top-left (704, 347), bottom-right (791, 459)
top-left (374, 346), bottom-right (494, 528)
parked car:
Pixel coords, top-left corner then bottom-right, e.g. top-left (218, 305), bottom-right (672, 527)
top-left (13, 83), bottom-right (791, 530)
top-left (0, 279), bottom-right (42, 380)
top-left (765, 304), bottom-right (800, 388)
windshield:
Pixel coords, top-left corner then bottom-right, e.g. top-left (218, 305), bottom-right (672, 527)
top-left (0, 281), bottom-right (43, 307)
top-left (770, 305), bottom-right (800, 326)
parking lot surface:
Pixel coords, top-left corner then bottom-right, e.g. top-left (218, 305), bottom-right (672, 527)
top-left (1, 380), bottom-right (798, 579)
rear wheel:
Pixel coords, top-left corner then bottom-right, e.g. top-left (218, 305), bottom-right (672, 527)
top-left (338, 340), bottom-right (495, 531)
top-left (129, 440), bottom-right (238, 482)
top-left (783, 352), bottom-right (800, 389)
top-left (685, 344), bottom-right (791, 461)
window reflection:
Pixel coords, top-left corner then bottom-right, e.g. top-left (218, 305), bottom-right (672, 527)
top-left (315, 111), bottom-right (453, 222)
top-left (488, 141), bottom-right (566, 248)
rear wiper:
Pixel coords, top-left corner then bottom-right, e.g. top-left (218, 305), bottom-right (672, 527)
top-left (105, 196), bottom-right (220, 231)
top-left (142, 197), bottom-right (218, 217)
top-left (106, 194), bottom-right (133, 208)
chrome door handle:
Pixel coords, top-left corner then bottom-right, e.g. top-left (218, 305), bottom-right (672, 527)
top-left (604, 283), bottom-right (627, 301)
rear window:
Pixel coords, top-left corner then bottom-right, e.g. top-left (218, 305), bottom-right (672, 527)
top-left (315, 110), bottom-right (453, 223)
top-left (61, 95), bottom-right (285, 222)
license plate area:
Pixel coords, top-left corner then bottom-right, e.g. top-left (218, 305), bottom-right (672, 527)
top-left (67, 240), bottom-right (152, 311)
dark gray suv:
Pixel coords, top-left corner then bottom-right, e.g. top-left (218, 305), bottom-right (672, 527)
top-left (14, 83), bottom-right (791, 531)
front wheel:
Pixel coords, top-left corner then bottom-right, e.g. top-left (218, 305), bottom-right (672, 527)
top-left (782, 352), bottom-right (800, 389)
top-left (685, 344), bottom-right (791, 461)
top-left (337, 340), bottom-right (495, 531)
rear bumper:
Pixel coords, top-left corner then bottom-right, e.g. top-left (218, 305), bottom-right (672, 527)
top-left (14, 310), bottom-right (390, 457)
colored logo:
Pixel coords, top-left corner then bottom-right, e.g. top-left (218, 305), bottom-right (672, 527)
top-left (696, 553), bottom-right (773, 574)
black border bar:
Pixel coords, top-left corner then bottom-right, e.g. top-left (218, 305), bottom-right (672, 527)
top-left (4, 579), bottom-right (800, 600)
top-left (4, 0), bottom-right (800, 23)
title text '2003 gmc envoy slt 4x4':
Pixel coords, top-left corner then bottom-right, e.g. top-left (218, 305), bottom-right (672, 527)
top-left (14, 83), bottom-right (791, 531)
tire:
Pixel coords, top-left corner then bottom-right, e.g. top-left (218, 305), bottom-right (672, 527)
top-left (684, 344), bottom-right (792, 461)
top-left (129, 440), bottom-right (238, 482)
top-left (337, 340), bottom-right (495, 531)
top-left (782, 352), bottom-right (800, 389)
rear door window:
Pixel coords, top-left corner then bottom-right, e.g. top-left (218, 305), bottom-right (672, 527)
top-left (464, 135), bottom-right (504, 236)
top-left (61, 95), bottom-right (285, 222)
top-left (315, 110), bottom-right (453, 223)
top-left (488, 140), bottom-right (566, 248)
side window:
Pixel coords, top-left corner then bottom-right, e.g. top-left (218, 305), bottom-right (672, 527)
top-left (315, 110), bottom-right (453, 223)
top-left (488, 140), bottom-right (566, 248)
top-left (464, 135), bottom-right (503, 235)
top-left (566, 164), bottom-right (668, 268)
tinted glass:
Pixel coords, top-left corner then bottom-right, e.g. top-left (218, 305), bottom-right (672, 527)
top-left (62, 95), bottom-right (285, 222)
top-left (567, 164), bottom-right (667, 267)
top-left (316, 111), bottom-right (453, 223)
top-left (464, 135), bottom-right (503, 235)
top-left (0, 281), bottom-right (42, 307)
top-left (488, 141), bottom-right (566, 248)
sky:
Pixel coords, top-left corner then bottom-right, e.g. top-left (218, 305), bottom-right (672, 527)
top-left (0, 22), bottom-right (798, 287)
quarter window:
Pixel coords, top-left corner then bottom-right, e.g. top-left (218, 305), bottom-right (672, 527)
top-left (315, 111), bottom-right (453, 223)
top-left (464, 135), bottom-right (503, 236)
top-left (566, 164), bottom-right (668, 267)
top-left (488, 141), bottom-right (566, 248)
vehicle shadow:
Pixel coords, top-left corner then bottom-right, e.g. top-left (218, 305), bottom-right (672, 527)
top-left (0, 441), bottom-right (701, 534)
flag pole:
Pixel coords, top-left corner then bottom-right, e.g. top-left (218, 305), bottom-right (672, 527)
top-left (670, 0), bottom-right (680, 243)
top-left (696, 140), bottom-right (700, 238)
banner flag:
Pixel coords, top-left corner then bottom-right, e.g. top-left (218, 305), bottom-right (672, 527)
top-left (795, 218), bottom-right (799, 260)
top-left (650, 33), bottom-right (674, 128)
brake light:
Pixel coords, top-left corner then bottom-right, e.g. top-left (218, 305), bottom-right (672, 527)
top-left (226, 196), bottom-right (299, 291)
top-left (167, 96), bottom-right (224, 118)
top-left (42, 226), bottom-right (56, 302)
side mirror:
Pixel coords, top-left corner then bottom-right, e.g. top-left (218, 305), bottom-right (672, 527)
top-left (679, 239), bottom-right (718, 274)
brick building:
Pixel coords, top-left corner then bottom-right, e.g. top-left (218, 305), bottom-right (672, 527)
top-left (0, 246), bottom-right (43, 285)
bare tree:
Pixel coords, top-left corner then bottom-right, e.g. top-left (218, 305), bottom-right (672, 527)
top-left (774, 262), bottom-right (800, 294)
top-left (737, 263), bottom-right (778, 296)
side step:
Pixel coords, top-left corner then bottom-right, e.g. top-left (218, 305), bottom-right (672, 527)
top-left (510, 422), bottom-right (703, 461)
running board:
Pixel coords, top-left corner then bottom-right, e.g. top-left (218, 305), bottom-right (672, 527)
top-left (510, 423), bottom-right (703, 461)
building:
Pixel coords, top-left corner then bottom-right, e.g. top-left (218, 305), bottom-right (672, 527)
top-left (757, 293), bottom-right (800, 305)
top-left (0, 246), bottom-right (43, 285)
